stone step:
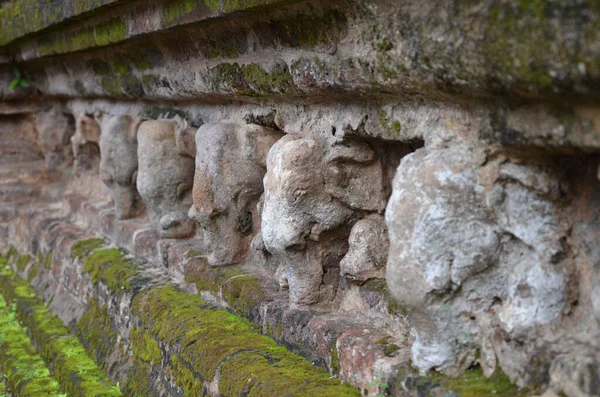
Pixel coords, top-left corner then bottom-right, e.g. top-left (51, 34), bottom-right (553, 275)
top-left (0, 294), bottom-right (62, 396)
top-left (0, 258), bottom-right (122, 397)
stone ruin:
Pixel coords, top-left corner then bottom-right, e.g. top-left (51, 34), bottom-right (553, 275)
top-left (0, 0), bottom-right (599, 396)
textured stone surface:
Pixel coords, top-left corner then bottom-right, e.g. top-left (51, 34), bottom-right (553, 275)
top-left (260, 134), bottom-right (386, 304)
top-left (1, 0), bottom-right (600, 395)
top-left (137, 118), bottom-right (195, 238)
top-left (98, 114), bottom-right (143, 219)
top-left (385, 143), bottom-right (583, 386)
top-left (35, 106), bottom-right (75, 170)
top-left (189, 122), bottom-right (282, 266)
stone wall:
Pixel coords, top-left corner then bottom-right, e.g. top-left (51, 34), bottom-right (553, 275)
top-left (0, 0), bottom-right (599, 396)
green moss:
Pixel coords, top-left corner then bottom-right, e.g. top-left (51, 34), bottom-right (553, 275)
top-left (162, 0), bottom-right (196, 25)
top-left (384, 344), bottom-right (400, 356)
top-left (218, 348), bottom-right (360, 396)
top-left (430, 367), bottom-right (520, 397)
top-left (82, 248), bottom-right (138, 293)
top-left (0, 266), bottom-right (122, 396)
top-left (330, 343), bottom-right (340, 374)
top-left (361, 279), bottom-right (408, 316)
top-left (0, 0), bottom-right (119, 46)
top-left (101, 77), bottom-right (123, 97)
top-left (130, 327), bottom-right (162, 364)
top-left (112, 56), bottom-right (131, 74)
top-left (132, 285), bottom-right (360, 395)
top-left (44, 251), bottom-right (53, 270)
top-left (0, 295), bottom-right (61, 396)
top-left (222, 0), bottom-right (274, 13)
top-left (4, 246), bottom-right (18, 263)
top-left (377, 109), bottom-right (402, 138)
top-left (76, 298), bottom-right (118, 367)
top-left (486, 1), bottom-right (555, 89)
top-left (168, 356), bottom-right (203, 397)
top-left (15, 254), bottom-right (31, 272)
top-left (241, 63), bottom-right (296, 94)
top-left (206, 62), bottom-right (298, 96)
top-left (27, 255), bottom-right (41, 282)
top-left (71, 238), bottom-right (105, 260)
top-left (94, 18), bottom-right (127, 47)
top-left (221, 275), bottom-right (265, 317)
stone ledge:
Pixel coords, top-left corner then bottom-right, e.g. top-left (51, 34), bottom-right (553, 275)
top-left (0, 0), bottom-right (123, 46)
top-left (3, 191), bottom-right (532, 396)
top-left (2, 1), bottom-right (599, 102)
top-left (0, 294), bottom-right (62, 396)
top-left (0, 257), bottom-right (122, 396)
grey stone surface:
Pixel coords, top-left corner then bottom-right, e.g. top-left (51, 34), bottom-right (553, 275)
top-left (71, 114), bottom-right (100, 174)
top-left (385, 143), bottom-right (575, 383)
top-left (137, 118), bottom-right (195, 238)
top-left (260, 134), bottom-right (387, 304)
top-left (98, 113), bottom-right (143, 219)
top-left (35, 106), bottom-right (75, 170)
top-left (340, 215), bottom-right (388, 282)
top-left (189, 122), bottom-right (282, 266)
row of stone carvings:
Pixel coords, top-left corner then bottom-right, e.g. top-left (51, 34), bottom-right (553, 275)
top-left (34, 106), bottom-right (599, 391)
top-left (64, 111), bottom-right (392, 308)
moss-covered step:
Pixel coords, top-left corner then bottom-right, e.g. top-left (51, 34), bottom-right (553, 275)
top-left (0, 258), bottom-right (122, 397)
top-left (130, 284), bottom-right (361, 396)
top-left (0, 294), bottom-right (61, 396)
top-left (65, 239), bottom-right (360, 396)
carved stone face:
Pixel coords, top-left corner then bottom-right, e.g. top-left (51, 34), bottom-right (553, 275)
top-left (35, 107), bottom-right (75, 170)
top-left (261, 135), bottom-right (385, 304)
top-left (71, 114), bottom-right (100, 174)
top-left (137, 119), bottom-right (196, 238)
top-left (98, 114), bottom-right (143, 220)
top-left (385, 144), bottom-right (568, 377)
top-left (189, 122), bottom-right (281, 266)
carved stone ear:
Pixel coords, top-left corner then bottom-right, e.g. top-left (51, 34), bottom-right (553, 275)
top-left (176, 127), bottom-right (197, 158)
top-left (176, 182), bottom-right (192, 199)
top-left (129, 118), bottom-right (142, 140)
top-left (243, 124), bottom-right (284, 167)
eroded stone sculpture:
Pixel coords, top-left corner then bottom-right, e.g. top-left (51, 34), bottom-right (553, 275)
top-left (71, 114), bottom-right (101, 174)
top-left (188, 122), bottom-right (282, 266)
top-left (385, 143), bottom-right (571, 380)
top-left (137, 118), bottom-right (196, 238)
top-left (35, 106), bottom-right (75, 170)
top-left (339, 215), bottom-right (388, 281)
top-left (98, 114), bottom-right (143, 219)
top-left (260, 135), bottom-right (387, 304)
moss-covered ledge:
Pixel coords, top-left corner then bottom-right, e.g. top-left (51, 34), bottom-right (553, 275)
top-left (129, 284), bottom-right (361, 396)
top-left (0, 0), bottom-right (122, 46)
top-left (0, 294), bottom-right (61, 396)
top-left (67, 238), bottom-right (361, 395)
top-left (0, 258), bottom-right (122, 397)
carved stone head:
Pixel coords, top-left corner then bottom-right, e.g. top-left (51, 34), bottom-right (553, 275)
top-left (35, 106), bottom-right (75, 170)
top-left (188, 122), bottom-right (282, 266)
top-left (260, 135), bottom-right (386, 304)
top-left (98, 114), bottom-right (143, 220)
top-left (137, 119), bottom-right (196, 238)
top-left (71, 114), bottom-right (101, 175)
